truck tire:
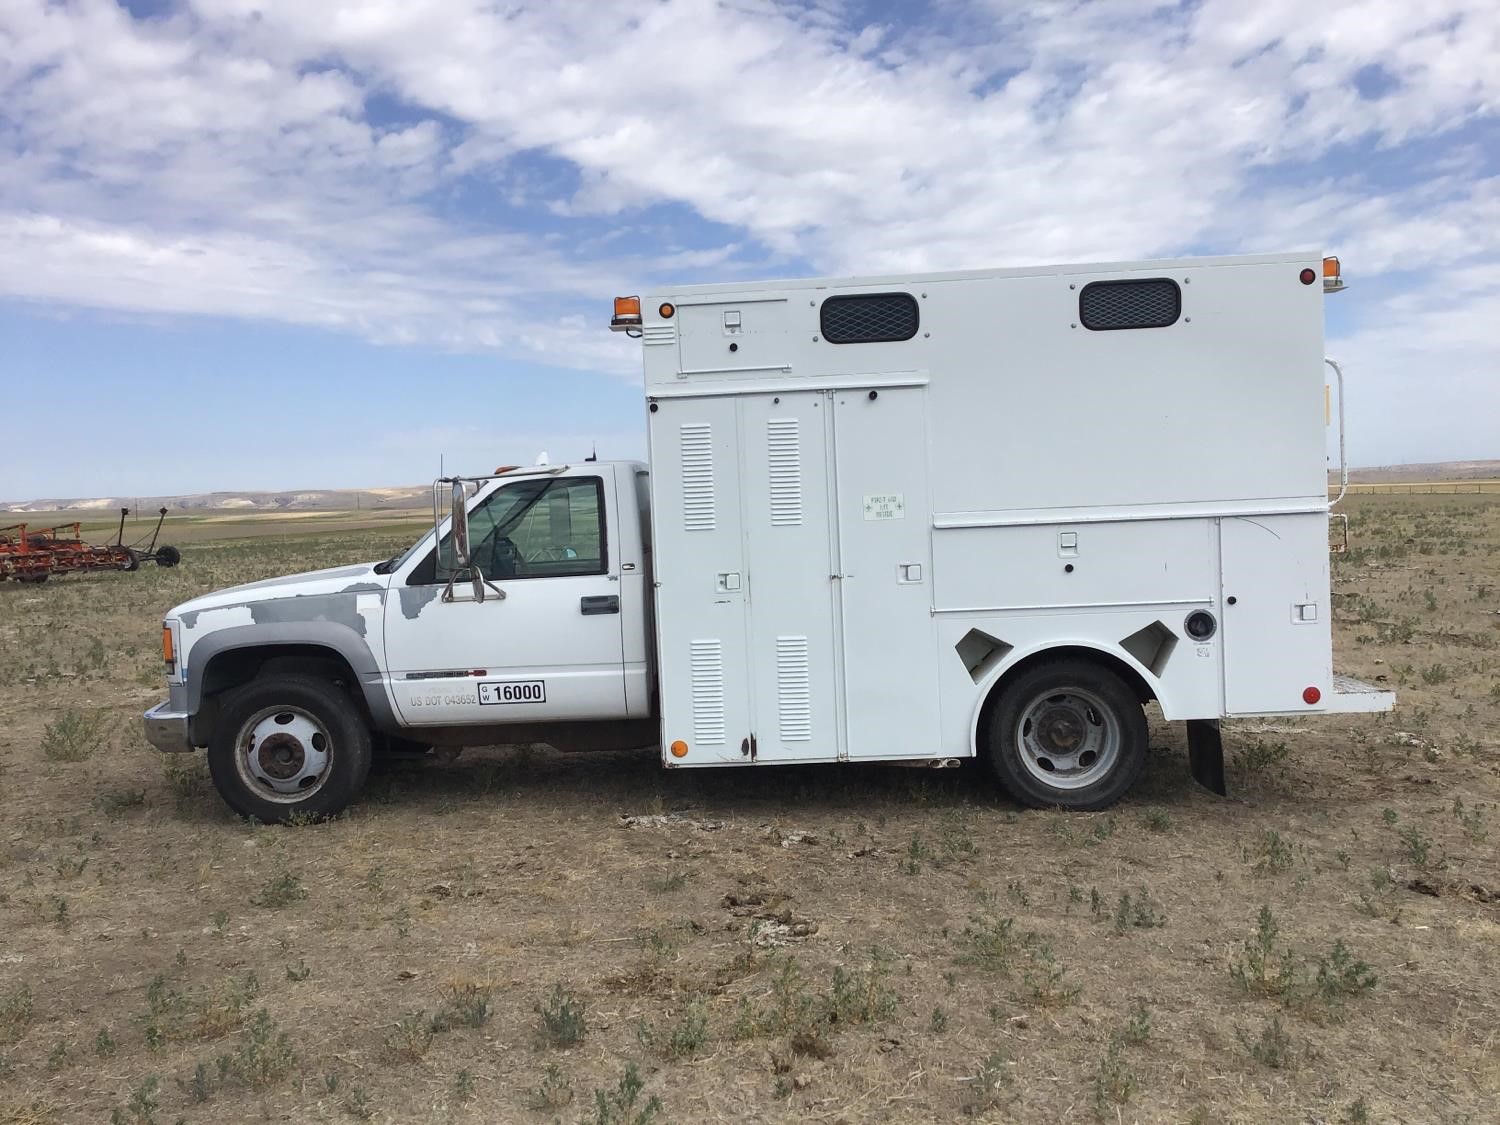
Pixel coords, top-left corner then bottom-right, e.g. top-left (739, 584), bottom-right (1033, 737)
top-left (983, 659), bottom-right (1147, 810)
top-left (207, 674), bottom-right (372, 823)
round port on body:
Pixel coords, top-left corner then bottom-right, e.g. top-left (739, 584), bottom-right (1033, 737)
top-left (1184, 610), bottom-right (1217, 641)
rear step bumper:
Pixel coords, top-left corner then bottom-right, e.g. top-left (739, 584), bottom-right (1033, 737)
top-left (1319, 674), bottom-right (1396, 714)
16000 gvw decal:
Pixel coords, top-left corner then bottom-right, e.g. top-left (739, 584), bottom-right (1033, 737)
top-left (478, 680), bottom-right (547, 705)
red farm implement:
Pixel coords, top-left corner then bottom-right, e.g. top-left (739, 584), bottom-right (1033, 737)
top-left (1, 508), bottom-right (180, 585)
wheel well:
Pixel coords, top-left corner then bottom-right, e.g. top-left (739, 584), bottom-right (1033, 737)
top-left (196, 645), bottom-right (360, 736)
top-left (976, 646), bottom-right (1156, 743)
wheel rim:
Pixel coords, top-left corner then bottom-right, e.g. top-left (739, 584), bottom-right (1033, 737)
top-left (1014, 687), bottom-right (1121, 790)
top-left (234, 705), bottom-right (333, 803)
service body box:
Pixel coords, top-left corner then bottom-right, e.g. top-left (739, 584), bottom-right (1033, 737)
top-left (639, 253), bottom-right (1352, 764)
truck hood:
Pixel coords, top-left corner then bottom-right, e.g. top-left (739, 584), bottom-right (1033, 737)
top-left (170, 562), bottom-right (387, 627)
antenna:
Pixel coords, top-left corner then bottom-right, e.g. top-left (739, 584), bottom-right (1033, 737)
top-left (586, 443), bottom-right (597, 463)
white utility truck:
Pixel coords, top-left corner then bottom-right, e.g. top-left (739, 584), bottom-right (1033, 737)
top-left (144, 251), bottom-right (1393, 822)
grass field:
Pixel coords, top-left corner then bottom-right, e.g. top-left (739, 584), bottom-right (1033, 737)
top-left (1, 495), bottom-right (1497, 1123)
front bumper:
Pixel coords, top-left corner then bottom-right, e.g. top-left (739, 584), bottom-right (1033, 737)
top-left (143, 701), bottom-right (195, 753)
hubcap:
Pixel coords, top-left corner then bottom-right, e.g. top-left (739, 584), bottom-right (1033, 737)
top-left (235, 706), bottom-right (332, 802)
top-left (1015, 688), bottom-right (1121, 790)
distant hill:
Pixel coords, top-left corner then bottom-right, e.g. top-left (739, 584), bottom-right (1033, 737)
top-left (5, 460), bottom-right (1496, 512)
top-left (1, 485), bottom-right (431, 514)
top-left (1334, 460), bottom-right (1500, 484)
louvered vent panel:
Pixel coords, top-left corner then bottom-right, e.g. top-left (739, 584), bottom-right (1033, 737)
top-left (643, 323), bottom-right (677, 347)
top-left (766, 418), bottom-right (803, 526)
top-left (689, 639), bottom-right (726, 744)
top-left (776, 635), bottom-right (812, 742)
top-left (680, 423), bottom-right (715, 531)
top-left (1079, 279), bottom-right (1181, 330)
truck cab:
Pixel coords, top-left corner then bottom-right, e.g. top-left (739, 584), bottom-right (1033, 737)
top-left (145, 462), bottom-right (656, 822)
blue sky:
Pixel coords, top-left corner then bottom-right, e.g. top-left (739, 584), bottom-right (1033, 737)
top-left (2, 0), bottom-right (1497, 500)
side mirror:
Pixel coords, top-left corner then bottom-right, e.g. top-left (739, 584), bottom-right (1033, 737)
top-left (449, 480), bottom-right (490, 602)
top-left (449, 480), bottom-right (470, 569)
top-left (437, 477), bottom-right (504, 604)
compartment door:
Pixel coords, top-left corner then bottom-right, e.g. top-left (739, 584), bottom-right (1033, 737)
top-left (1220, 514), bottom-right (1332, 714)
top-left (648, 397), bottom-right (752, 763)
top-left (833, 387), bottom-right (940, 759)
top-left (740, 392), bottom-right (839, 762)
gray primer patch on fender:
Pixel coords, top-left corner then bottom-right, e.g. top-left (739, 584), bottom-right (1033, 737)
top-left (249, 594), bottom-right (369, 637)
top-left (340, 582), bottom-right (386, 595)
top-left (397, 585), bottom-right (441, 620)
top-left (181, 609), bottom-right (203, 629)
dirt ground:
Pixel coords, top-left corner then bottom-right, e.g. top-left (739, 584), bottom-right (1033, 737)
top-left (1, 494), bottom-right (1497, 1124)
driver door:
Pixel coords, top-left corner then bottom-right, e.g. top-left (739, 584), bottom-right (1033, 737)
top-left (382, 472), bottom-right (627, 726)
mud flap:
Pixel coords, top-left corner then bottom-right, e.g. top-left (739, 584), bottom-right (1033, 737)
top-left (1187, 719), bottom-right (1226, 797)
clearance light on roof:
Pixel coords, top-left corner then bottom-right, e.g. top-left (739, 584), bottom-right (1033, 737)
top-left (610, 295), bottom-right (643, 332)
top-left (1322, 256), bottom-right (1345, 294)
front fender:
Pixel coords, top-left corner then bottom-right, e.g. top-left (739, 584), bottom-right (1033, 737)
top-left (183, 621), bottom-right (396, 732)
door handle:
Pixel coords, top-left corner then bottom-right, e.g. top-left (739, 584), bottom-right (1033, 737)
top-left (580, 595), bottom-right (620, 615)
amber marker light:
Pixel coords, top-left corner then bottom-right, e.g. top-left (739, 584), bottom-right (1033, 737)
top-left (1322, 256), bottom-right (1345, 293)
top-left (669, 740), bottom-right (689, 758)
top-left (659, 302), bottom-right (676, 318)
top-left (610, 295), bottom-right (643, 331)
top-left (162, 625), bottom-right (175, 668)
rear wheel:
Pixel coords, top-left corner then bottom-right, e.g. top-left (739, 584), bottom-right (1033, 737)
top-left (155, 545), bottom-right (181, 567)
top-left (983, 659), bottom-right (1147, 810)
top-left (207, 675), bottom-right (372, 823)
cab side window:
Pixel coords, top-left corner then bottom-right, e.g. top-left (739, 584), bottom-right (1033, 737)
top-left (410, 477), bottom-right (607, 584)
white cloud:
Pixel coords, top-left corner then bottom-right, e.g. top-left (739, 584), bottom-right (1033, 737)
top-left (0, 0), bottom-right (1496, 460)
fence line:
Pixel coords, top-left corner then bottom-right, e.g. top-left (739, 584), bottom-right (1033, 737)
top-left (1331, 481), bottom-right (1500, 495)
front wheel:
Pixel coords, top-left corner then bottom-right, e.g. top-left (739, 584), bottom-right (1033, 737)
top-left (982, 659), bottom-right (1147, 810)
top-left (207, 675), bottom-right (372, 823)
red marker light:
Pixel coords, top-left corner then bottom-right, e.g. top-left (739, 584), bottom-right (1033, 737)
top-left (1302, 686), bottom-right (1321, 705)
top-left (1299, 268), bottom-right (1316, 285)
